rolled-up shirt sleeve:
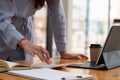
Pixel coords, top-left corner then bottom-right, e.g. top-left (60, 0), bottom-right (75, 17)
top-left (0, 1), bottom-right (24, 49)
top-left (46, 0), bottom-right (67, 52)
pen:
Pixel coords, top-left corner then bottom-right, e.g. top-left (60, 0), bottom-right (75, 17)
top-left (61, 76), bottom-right (94, 80)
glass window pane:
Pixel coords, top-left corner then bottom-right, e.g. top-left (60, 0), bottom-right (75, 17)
top-left (70, 0), bottom-right (109, 54)
top-left (88, 0), bottom-right (109, 45)
top-left (111, 0), bottom-right (120, 21)
top-left (71, 0), bottom-right (87, 52)
top-left (34, 7), bottom-right (47, 48)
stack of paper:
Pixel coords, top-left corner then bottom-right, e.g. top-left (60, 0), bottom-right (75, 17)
top-left (9, 68), bottom-right (94, 80)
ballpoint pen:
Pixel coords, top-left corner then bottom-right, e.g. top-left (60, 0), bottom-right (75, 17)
top-left (61, 75), bottom-right (94, 80)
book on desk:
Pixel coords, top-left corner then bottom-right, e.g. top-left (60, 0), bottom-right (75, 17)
top-left (0, 59), bottom-right (31, 72)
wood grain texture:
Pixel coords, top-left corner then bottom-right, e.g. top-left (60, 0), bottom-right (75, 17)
top-left (0, 58), bottom-right (120, 80)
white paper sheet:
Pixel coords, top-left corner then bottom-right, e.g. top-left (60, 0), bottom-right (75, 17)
top-left (9, 68), bottom-right (94, 80)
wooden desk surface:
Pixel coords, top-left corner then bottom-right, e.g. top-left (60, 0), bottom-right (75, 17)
top-left (0, 58), bottom-right (120, 80)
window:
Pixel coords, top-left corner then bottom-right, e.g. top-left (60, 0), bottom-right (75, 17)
top-left (34, 7), bottom-right (47, 48)
top-left (68, 0), bottom-right (109, 54)
top-left (33, 0), bottom-right (120, 58)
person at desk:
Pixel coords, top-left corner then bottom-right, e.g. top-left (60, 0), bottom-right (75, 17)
top-left (0, 0), bottom-right (88, 63)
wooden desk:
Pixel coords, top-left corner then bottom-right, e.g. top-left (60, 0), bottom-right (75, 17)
top-left (0, 58), bottom-right (120, 80)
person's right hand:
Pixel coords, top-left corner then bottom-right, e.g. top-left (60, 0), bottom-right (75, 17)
top-left (17, 38), bottom-right (50, 64)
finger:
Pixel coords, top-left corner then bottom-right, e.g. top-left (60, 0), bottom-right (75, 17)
top-left (79, 54), bottom-right (88, 59)
top-left (35, 49), bottom-right (50, 64)
top-left (41, 49), bottom-right (51, 64)
top-left (42, 53), bottom-right (51, 64)
top-left (28, 50), bottom-right (35, 57)
top-left (30, 52), bottom-right (35, 57)
top-left (34, 47), bottom-right (47, 62)
top-left (45, 51), bottom-right (50, 59)
top-left (77, 56), bottom-right (82, 59)
top-left (34, 50), bottom-right (45, 62)
top-left (41, 48), bottom-right (50, 59)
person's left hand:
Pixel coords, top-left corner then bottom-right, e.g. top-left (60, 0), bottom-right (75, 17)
top-left (60, 50), bottom-right (88, 60)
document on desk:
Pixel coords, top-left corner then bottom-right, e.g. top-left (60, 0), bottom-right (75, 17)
top-left (8, 68), bottom-right (94, 80)
top-left (31, 62), bottom-right (76, 68)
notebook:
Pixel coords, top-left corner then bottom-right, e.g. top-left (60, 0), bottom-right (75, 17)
top-left (68, 25), bottom-right (120, 70)
top-left (0, 59), bottom-right (31, 72)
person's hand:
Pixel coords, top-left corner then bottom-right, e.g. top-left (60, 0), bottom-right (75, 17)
top-left (60, 50), bottom-right (88, 60)
top-left (17, 38), bottom-right (50, 64)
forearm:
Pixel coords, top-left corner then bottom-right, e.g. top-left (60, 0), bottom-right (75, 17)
top-left (46, 0), bottom-right (67, 52)
top-left (0, 20), bottom-right (24, 49)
